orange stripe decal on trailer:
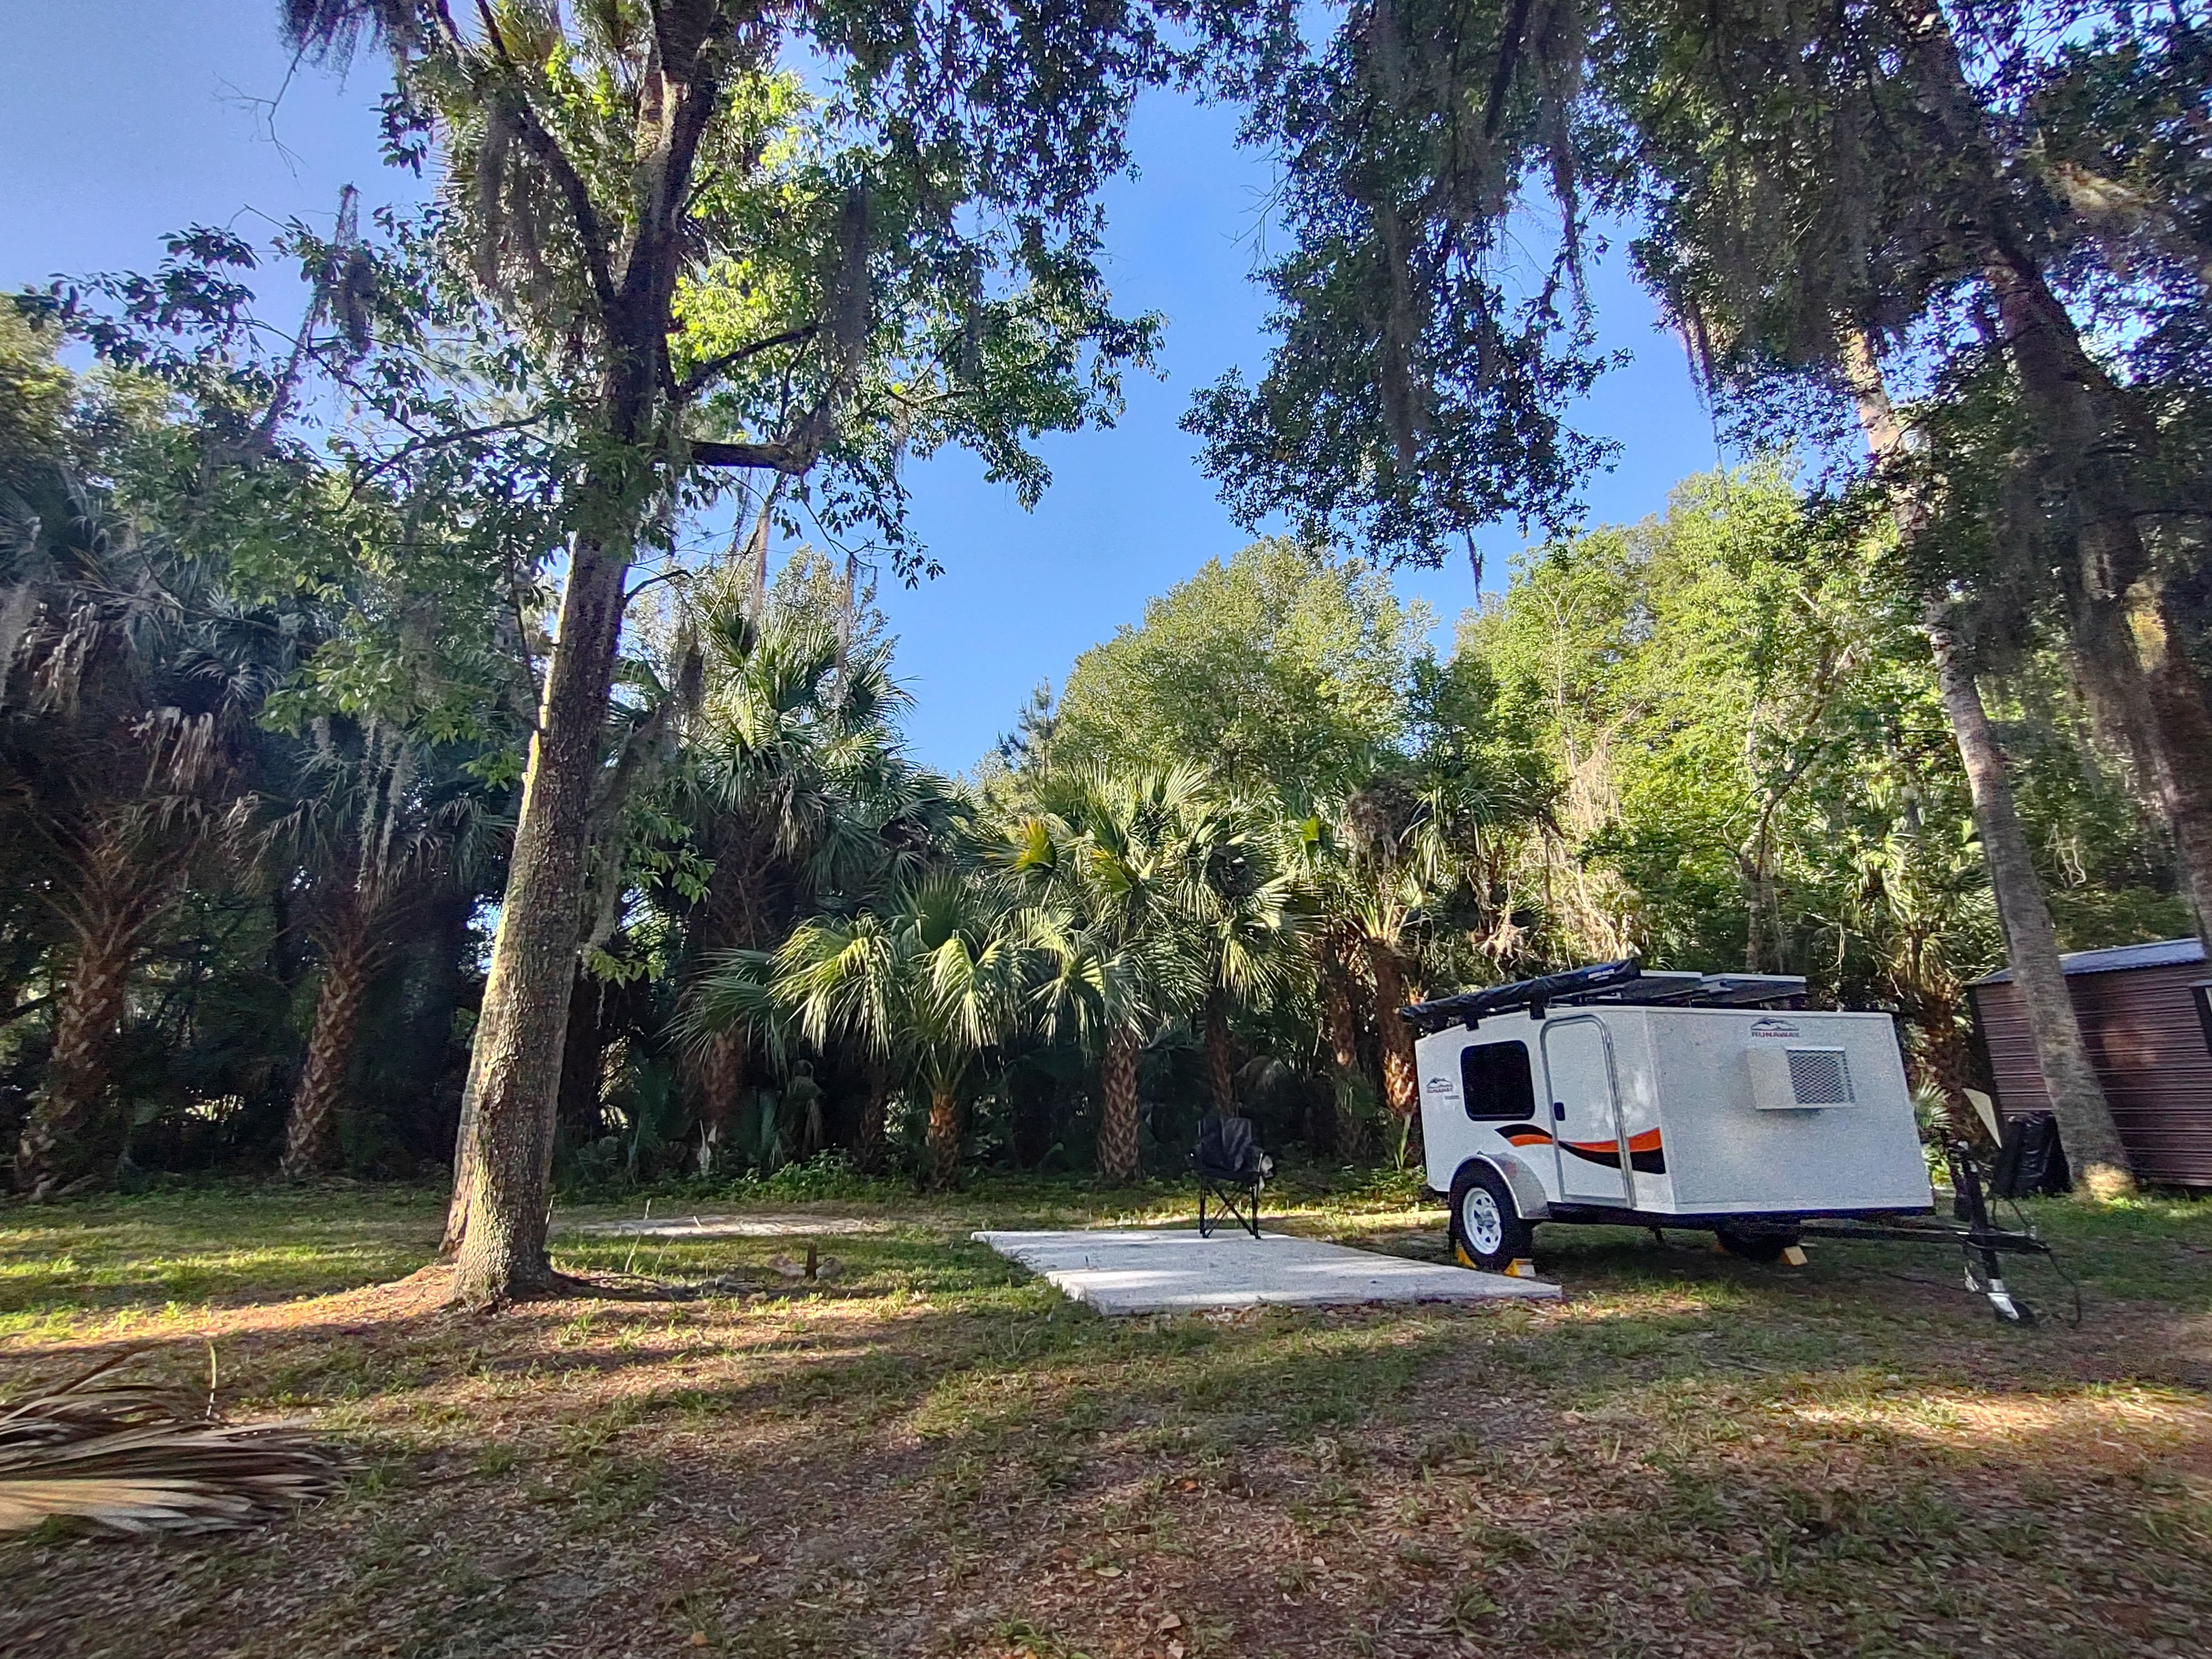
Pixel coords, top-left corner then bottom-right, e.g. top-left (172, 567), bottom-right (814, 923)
top-left (1560, 1129), bottom-right (1667, 1175)
top-left (1490, 1123), bottom-right (1665, 1175)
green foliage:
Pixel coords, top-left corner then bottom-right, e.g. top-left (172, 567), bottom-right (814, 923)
top-left (1462, 462), bottom-right (2187, 1032)
top-left (0, 286), bottom-right (2188, 1191)
top-left (1187, 0), bottom-right (1614, 560)
top-left (1052, 539), bottom-right (1432, 804)
top-left (288, 0), bottom-right (1176, 581)
top-left (8, 0), bottom-right (2207, 1197)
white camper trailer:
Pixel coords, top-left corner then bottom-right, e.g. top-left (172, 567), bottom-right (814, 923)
top-left (1406, 961), bottom-right (1935, 1271)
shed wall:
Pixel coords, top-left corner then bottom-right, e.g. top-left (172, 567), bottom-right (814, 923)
top-left (1969, 962), bottom-right (2212, 1187)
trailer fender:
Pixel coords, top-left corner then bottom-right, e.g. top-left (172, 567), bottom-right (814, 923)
top-left (1457, 1153), bottom-right (1551, 1222)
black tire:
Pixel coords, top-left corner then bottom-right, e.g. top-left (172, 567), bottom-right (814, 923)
top-left (1448, 1162), bottom-right (1535, 1272)
top-left (1714, 1222), bottom-right (1800, 1264)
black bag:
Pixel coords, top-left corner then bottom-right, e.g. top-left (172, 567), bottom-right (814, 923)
top-left (1990, 1110), bottom-right (2073, 1199)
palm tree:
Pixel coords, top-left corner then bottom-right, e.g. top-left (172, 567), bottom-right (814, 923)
top-left (697, 871), bottom-right (1030, 1186)
top-left (264, 716), bottom-right (499, 1178)
top-left (1, 467), bottom-right (280, 1194)
top-left (1002, 766), bottom-right (1213, 1181)
top-left (1180, 792), bottom-right (1306, 1118)
top-left (1303, 772), bottom-right (1510, 1132)
top-left (672, 571), bottom-right (956, 1168)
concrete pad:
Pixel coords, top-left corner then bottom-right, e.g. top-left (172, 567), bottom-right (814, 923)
top-left (972, 1228), bottom-right (1561, 1314)
top-left (571, 1212), bottom-right (887, 1239)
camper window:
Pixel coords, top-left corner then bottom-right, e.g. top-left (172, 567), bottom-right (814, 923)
top-left (1460, 1041), bottom-right (1537, 1121)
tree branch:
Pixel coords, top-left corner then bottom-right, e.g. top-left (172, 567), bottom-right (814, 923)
top-left (676, 323), bottom-right (819, 399)
top-left (349, 413), bottom-right (549, 493)
top-left (473, 0), bottom-right (620, 320)
top-left (689, 438), bottom-right (819, 474)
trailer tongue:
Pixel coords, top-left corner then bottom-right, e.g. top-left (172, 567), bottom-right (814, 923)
top-left (1404, 959), bottom-right (2062, 1322)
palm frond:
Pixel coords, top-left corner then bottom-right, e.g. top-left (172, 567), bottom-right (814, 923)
top-left (0, 1354), bottom-right (348, 1536)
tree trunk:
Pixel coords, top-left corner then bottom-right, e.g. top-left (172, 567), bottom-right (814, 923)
top-left (15, 919), bottom-right (134, 1195)
top-left (1969, 229), bottom-right (2209, 928)
top-left (925, 1083), bottom-right (959, 1188)
top-left (1980, 259), bottom-right (2212, 958)
top-left (1904, 984), bottom-right (1988, 1146)
top-left (280, 924), bottom-right (371, 1180)
top-left (1096, 1026), bottom-right (1141, 1183)
top-left (444, 533), bottom-right (632, 1303)
top-left (1931, 624), bottom-right (2133, 1192)
top-left (1739, 852), bottom-right (1770, 975)
top-left (679, 821), bottom-right (771, 1140)
top-left (1319, 962), bottom-right (1361, 1157)
top-left (683, 1026), bottom-right (746, 1168)
top-left (1841, 330), bottom-right (2134, 1193)
top-left (858, 1059), bottom-right (889, 1175)
top-left (1366, 944), bottom-right (1418, 1122)
top-left (556, 969), bottom-right (608, 1145)
top-left (1882, 8), bottom-right (2212, 956)
top-left (1202, 992), bottom-right (1237, 1116)
top-left (2121, 582), bottom-right (2212, 961)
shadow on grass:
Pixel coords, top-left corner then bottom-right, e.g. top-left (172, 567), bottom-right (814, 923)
top-left (4, 1186), bottom-right (2210, 1657)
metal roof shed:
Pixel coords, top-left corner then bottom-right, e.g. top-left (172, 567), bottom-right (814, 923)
top-left (1966, 938), bottom-right (2212, 1188)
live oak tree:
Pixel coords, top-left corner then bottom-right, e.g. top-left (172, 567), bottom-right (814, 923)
top-left (1052, 538), bottom-right (1430, 805)
top-left (289, 0), bottom-right (1175, 1300)
top-left (1588, 0), bottom-right (2201, 1189)
top-left (1595, 0), bottom-right (2212, 936)
top-left (1188, 0), bottom-right (1615, 569)
top-left (1838, 343), bottom-right (2133, 1186)
top-left (1193, 0), bottom-right (2207, 1194)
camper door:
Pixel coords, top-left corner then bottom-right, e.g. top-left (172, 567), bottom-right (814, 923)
top-left (1541, 1016), bottom-right (1631, 1206)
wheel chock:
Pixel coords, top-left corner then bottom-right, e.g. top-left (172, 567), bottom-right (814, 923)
top-left (1781, 1245), bottom-right (1808, 1267)
top-left (1504, 1258), bottom-right (1536, 1279)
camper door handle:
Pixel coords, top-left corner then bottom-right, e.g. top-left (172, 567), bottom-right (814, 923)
top-left (1552, 1101), bottom-right (1566, 1121)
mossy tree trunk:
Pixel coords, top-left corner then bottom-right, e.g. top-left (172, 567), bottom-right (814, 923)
top-left (1843, 330), bottom-right (2133, 1193)
top-left (445, 526), bottom-right (631, 1302)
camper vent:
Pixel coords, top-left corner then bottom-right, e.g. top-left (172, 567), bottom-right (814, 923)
top-left (1785, 1047), bottom-right (1854, 1106)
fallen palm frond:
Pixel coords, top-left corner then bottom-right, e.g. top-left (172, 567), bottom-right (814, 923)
top-left (0, 1352), bottom-right (348, 1536)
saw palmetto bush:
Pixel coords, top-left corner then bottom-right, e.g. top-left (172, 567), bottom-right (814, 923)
top-left (0, 1354), bottom-right (347, 1537)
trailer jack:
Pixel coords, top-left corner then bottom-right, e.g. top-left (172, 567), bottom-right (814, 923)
top-left (1790, 1142), bottom-right (2067, 1323)
top-left (1970, 1269), bottom-right (2026, 1324)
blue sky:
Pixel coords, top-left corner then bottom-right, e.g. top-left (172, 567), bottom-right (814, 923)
top-left (2, 2), bottom-right (1721, 772)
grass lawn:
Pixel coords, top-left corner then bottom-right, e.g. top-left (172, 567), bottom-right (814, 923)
top-left (2, 1171), bottom-right (2209, 1658)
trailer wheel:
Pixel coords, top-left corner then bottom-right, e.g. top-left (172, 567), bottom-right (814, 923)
top-left (1449, 1164), bottom-right (1533, 1272)
top-left (1714, 1223), bottom-right (1799, 1264)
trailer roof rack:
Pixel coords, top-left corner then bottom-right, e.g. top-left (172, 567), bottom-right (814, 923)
top-left (1399, 958), bottom-right (1808, 1034)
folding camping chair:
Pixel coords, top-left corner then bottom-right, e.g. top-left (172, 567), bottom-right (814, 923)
top-left (1193, 1113), bottom-right (1274, 1239)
